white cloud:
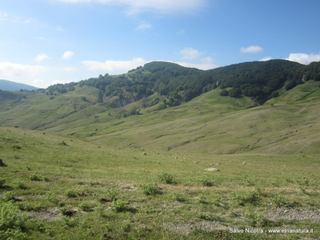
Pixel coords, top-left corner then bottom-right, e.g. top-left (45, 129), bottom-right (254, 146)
top-left (180, 48), bottom-right (201, 60)
top-left (178, 48), bottom-right (217, 69)
top-left (62, 51), bottom-right (75, 60)
top-left (259, 56), bottom-right (273, 61)
top-left (0, 61), bottom-right (46, 79)
top-left (56, 0), bottom-right (205, 13)
top-left (82, 58), bottom-right (147, 74)
top-left (177, 57), bottom-right (218, 70)
top-left (240, 45), bottom-right (263, 54)
top-left (287, 53), bottom-right (320, 65)
top-left (0, 11), bottom-right (9, 20)
top-left (35, 53), bottom-right (49, 62)
top-left (136, 21), bottom-right (152, 30)
top-left (0, 10), bottom-right (33, 24)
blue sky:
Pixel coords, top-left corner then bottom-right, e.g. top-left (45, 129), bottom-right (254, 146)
top-left (0, 0), bottom-right (320, 87)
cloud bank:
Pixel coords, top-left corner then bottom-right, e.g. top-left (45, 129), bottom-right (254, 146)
top-left (287, 53), bottom-right (320, 65)
top-left (82, 58), bottom-right (147, 74)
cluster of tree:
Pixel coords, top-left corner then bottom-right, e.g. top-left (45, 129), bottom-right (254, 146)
top-left (43, 59), bottom-right (320, 108)
top-left (304, 62), bottom-right (320, 82)
top-left (46, 83), bottom-right (77, 95)
top-left (213, 60), bottom-right (304, 103)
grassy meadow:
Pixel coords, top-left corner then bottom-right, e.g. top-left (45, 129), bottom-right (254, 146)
top-left (1, 81), bottom-right (320, 239)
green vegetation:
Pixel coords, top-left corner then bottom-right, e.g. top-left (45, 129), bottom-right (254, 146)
top-left (0, 60), bottom-right (320, 239)
top-left (159, 173), bottom-right (177, 184)
top-left (143, 184), bottom-right (162, 196)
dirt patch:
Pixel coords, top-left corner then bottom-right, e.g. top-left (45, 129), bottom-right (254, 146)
top-left (119, 183), bottom-right (136, 192)
top-left (265, 208), bottom-right (320, 221)
top-left (26, 208), bottom-right (61, 221)
top-left (164, 221), bottom-right (228, 235)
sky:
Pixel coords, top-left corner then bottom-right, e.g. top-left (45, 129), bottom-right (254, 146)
top-left (0, 0), bottom-right (320, 88)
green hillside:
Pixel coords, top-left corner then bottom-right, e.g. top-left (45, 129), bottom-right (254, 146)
top-left (1, 60), bottom-right (320, 239)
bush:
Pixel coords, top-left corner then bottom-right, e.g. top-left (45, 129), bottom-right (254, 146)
top-left (159, 173), bottom-right (177, 184)
top-left (0, 202), bottom-right (27, 239)
top-left (111, 200), bottom-right (127, 212)
top-left (174, 193), bottom-right (187, 203)
top-left (229, 88), bottom-right (242, 98)
top-left (201, 178), bottom-right (215, 187)
top-left (66, 190), bottom-right (79, 198)
top-left (237, 191), bottom-right (261, 206)
top-left (30, 175), bottom-right (42, 182)
top-left (143, 184), bottom-right (162, 196)
top-left (79, 202), bottom-right (96, 212)
top-left (285, 80), bottom-right (297, 90)
top-left (220, 89), bottom-right (229, 96)
top-left (100, 188), bottom-right (118, 203)
top-left (17, 183), bottom-right (29, 190)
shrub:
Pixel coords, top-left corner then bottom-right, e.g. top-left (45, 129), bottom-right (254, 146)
top-left (229, 88), bottom-right (242, 98)
top-left (174, 194), bottom-right (187, 203)
top-left (201, 178), bottom-right (215, 187)
top-left (30, 175), bottom-right (42, 182)
top-left (17, 183), bottom-right (29, 190)
top-left (198, 195), bottom-right (210, 204)
top-left (237, 191), bottom-right (261, 206)
top-left (0, 201), bottom-right (27, 239)
top-left (111, 200), bottom-right (127, 212)
top-left (79, 202), bottom-right (96, 212)
top-left (66, 190), bottom-right (79, 198)
top-left (100, 188), bottom-right (118, 203)
top-left (143, 184), bottom-right (162, 196)
top-left (220, 89), bottom-right (229, 96)
top-left (159, 173), bottom-right (177, 185)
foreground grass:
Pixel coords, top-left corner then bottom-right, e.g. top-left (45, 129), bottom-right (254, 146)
top-left (0, 127), bottom-right (319, 239)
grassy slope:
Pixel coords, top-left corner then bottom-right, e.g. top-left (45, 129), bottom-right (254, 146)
top-left (1, 80), bottom-right (319, 156)
top-left (47, 81), bottom-right (320, 155)
top-left (1, 81), bottom-right (320, 239)
top-left (1, 128), bottom-right (320, 239)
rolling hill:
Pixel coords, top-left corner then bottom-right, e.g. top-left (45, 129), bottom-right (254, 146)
top-left (0, 79), bottom-right (38, 91)
top-left (0, 60), bottom-right (319, 155)
top-left (1, 60), bottom-right (320, 239)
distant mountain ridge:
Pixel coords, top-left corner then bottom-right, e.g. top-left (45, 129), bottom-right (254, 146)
top-left (0, 79), bottom-right (37, 91)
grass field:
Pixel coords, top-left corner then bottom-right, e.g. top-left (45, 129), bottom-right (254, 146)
top-left (1, 81), bottom-right (320, 239)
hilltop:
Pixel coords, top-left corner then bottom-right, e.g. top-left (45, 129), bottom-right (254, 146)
top-left (0, 79), bottom-right (37, 91)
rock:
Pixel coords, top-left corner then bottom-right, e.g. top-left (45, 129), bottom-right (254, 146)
top-left (205, 168), bottom-right (219, 172)
top-left (0, 159), bottom-right (7, 167)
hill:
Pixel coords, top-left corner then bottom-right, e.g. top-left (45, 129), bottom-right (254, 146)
top-left (44, 60), bottom-right (319, 109)
top-left (0, 60), bottom-right (320, 155)
top-left (1, 60), bottom-right (320, 239)
top-left (0, 79), bottom-right (37, 91)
